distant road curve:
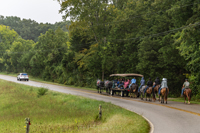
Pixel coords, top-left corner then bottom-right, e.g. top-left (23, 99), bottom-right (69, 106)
top-left (0, 74), bottom-right (200, 133)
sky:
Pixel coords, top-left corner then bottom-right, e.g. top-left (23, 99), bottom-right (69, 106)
top-left (0, 0), bottom-right (65, 24)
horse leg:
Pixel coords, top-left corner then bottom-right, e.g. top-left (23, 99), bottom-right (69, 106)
top-left (184, 96), bottom-right (186, 104)
top-left (141, 92), bottom-right (144, 100)
top-left (149, 94), bottom-right (151, 101)
top-left (162, 96), bottom-right (164, 104)
top-left (146, 94), bottom-right (147, 101)
top-left (189, 92), bottom-right (191, 104)
top-left (161, 96), bottom-right (163, 103)
top-left (153, 93), bottom-right (156, 102)
top-left (186, 93), bottom-right (190, 104)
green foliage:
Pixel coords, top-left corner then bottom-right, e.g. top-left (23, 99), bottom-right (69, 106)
top-left (37, 88), bottom-right (48, 97)
top-left (0, 15), bottom-right (70, 41)
top-left (0, 0), bottom-right (200, 98)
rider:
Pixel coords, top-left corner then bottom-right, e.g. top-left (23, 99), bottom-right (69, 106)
top-left (138, 77), bottom-right (145, 92)
top-left (152, 77), bottom-right (160, 91)
top-left (129, 77), bottom-right (136, 88)
top-left (144, 78), bottom-right (153, 94)
top-left (158, 78), bottom-right (168, 95)
top-left (181, 79), bottom-right (190, 97)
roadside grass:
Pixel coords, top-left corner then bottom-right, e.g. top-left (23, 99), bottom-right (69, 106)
top-left (0, 79), bottom-right (150, 133)
top-left (168, 97), bottom-right (200, 104)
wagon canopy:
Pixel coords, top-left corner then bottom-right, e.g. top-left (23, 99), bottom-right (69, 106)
top-left (109, 73), bottom-right (143, 77)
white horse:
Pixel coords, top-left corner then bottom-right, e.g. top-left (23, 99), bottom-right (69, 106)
top-left (139, 85), bottom-right (147, 100)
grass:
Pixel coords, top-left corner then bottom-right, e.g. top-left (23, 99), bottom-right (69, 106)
top-left (168, 97), bottom-right (200, 104)
top-left (0, 79), bottom-right (150, 133)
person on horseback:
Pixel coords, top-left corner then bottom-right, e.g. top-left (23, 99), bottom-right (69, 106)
top-left (153, 77), bottom-right (160, 89)
top-left (181, 79), bottom-right (190, 97)
top-left (138, 77), bottom-right (145, 92)
top-left (129, 77), bottom-right (136, 88)
top-left (158, 78), bottom-right (168, 96)
top-left (144, 78), bottom-right (153, 94)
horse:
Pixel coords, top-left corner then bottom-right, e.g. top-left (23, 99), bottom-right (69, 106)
top-left (129, 84), bottom-right (138, 98)
top-left (96, 79), bottom-right (104, 93)
top-left (152, 82), bottom-right (160, 102)
top-left (182, 86), bottom-right (192, 104)
top-left (139, 85), bottom-right (147, 100)
top-left (145, 87), bottom-right (153, 101)
top-left (159, 87), bottom-right (169, 104)
top-left (104, 80), bottom-right (113, 94)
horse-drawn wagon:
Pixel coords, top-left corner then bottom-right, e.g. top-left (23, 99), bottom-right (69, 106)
top-left (109, 73), bottom-right (143, 97)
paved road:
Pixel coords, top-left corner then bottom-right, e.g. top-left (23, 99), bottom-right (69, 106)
top-left (0, 75), bottom-right (200, 133)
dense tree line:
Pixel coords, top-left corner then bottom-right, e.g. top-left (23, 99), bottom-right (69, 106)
top-left (0, 15), bottom-right (70, 42)
top-left (0, 0), bottom-right (200, 98)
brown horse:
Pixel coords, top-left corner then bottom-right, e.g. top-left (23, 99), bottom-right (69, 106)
top-left (182, 86), bottom-right (192, 104)
top-left (129, 84), bottom-right (138, 98)
top-left (145, 87), bottom-right (152, 101)
top-left (159, 88), bottom-right (169, 104)
top-left (152, 82), bottom-right (160, 102)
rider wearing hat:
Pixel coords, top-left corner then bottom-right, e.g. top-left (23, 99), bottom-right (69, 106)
top-left (144, 78), bottom-right (153, 94)
top-left (158, 78), bottom-right (168, 95)
top-left (181, 79), bottom-right (190, 96)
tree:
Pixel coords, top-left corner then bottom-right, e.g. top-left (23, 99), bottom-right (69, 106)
top-left (0, 25), bottom-right (18, 71)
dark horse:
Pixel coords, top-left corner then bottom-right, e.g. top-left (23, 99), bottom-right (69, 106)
top-left (129, 84), bottom-right (138, 98)
top-left (182, 86), bottom-right (192, 104)
top-left (145, 87), bottom-right (152, 101)
top-left (96, 79), bottom-right (104, 93)
top-left (152, 82), bottom-right (160, 102)
top-left (159, 88), bottom-right (169, 104)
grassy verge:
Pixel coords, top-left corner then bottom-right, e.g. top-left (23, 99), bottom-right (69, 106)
top-left (168, 98), bottom-right (200, 104)
top-left (0, 72), bottom-right (96, 91)
top-left (0, 79), bottom-right (150, 133)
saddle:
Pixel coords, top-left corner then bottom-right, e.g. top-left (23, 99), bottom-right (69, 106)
top-left (184, 88), bottom-right (190, 91)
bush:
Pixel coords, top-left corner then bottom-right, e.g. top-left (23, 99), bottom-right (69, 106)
top-left (37, 88), bottom-right (48, 97)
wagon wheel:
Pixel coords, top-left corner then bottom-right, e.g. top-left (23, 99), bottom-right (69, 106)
top-left (121, 90), bottom-right (124, 97)
top-left (110, 89), bottom-right (114, 96)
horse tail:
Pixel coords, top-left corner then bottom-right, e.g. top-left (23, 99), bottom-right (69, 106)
top-left (152, 87), bottom-right (155, 100)
top-left (165, 88), bottom-right (167, 101)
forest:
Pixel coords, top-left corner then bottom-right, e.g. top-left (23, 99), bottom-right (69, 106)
top-left (0, 0), bottom-right (199, 98)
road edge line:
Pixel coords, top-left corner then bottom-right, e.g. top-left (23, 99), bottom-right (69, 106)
top-left (126, 108), bottom-right (154, 133)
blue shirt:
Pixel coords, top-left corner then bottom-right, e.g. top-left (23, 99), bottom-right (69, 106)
top-left (140, 77), bottom-right (145, 86)
top-left (131, 78), bottom-right (136, 84)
